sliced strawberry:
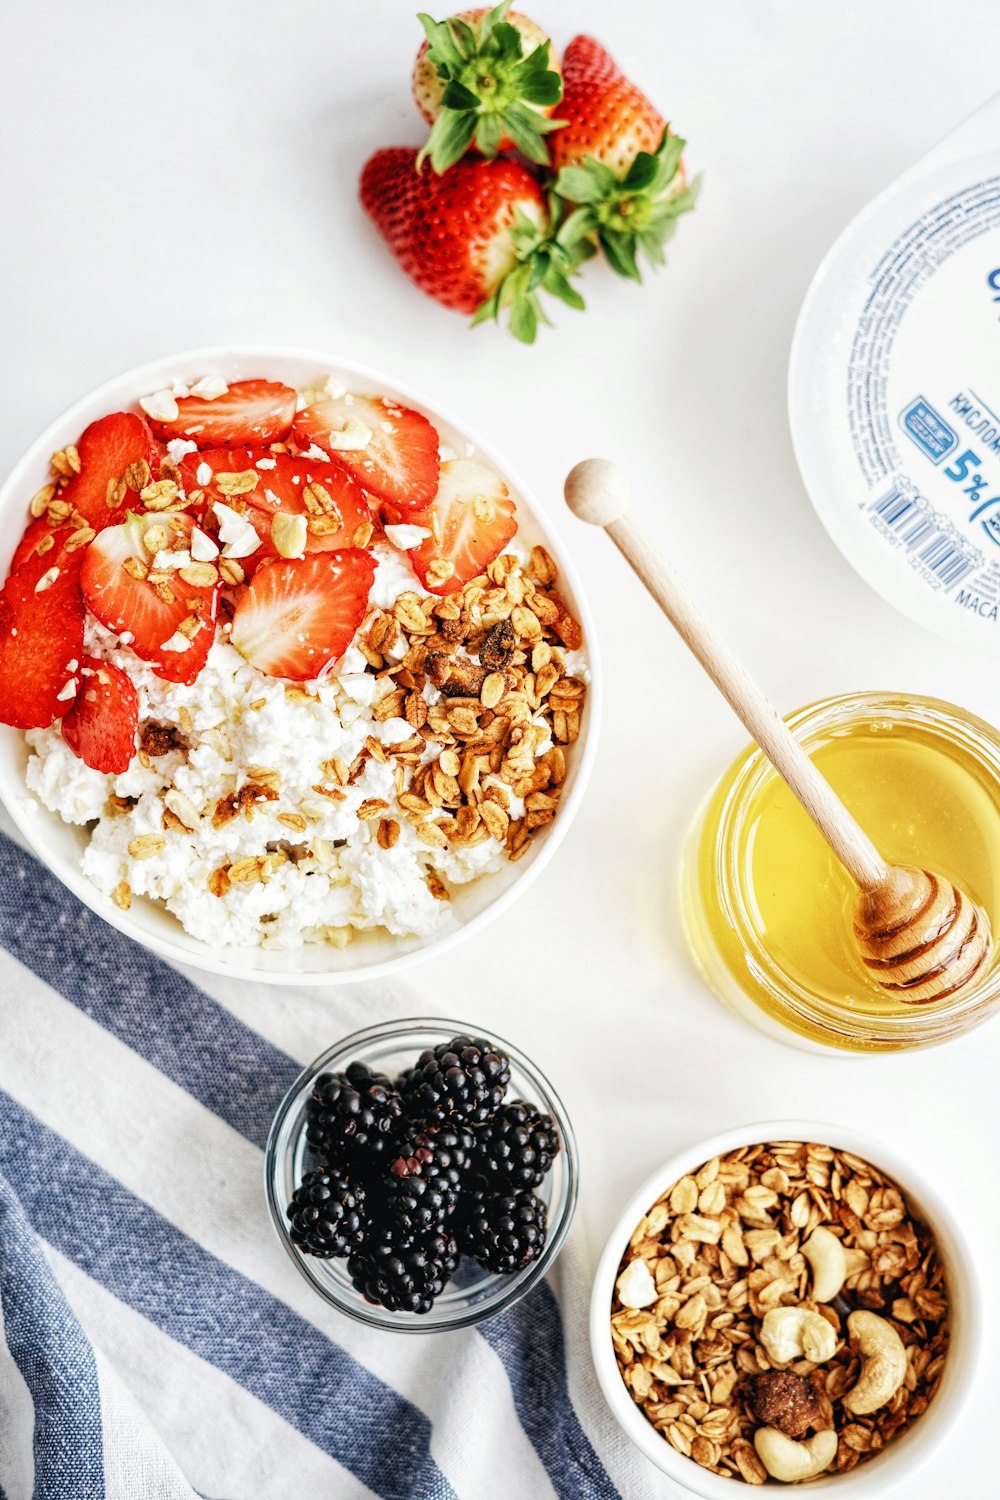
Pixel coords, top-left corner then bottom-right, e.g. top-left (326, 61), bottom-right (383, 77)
top-left (180, 446), bottom-right (375, 566)
top-left (80, 512), bottom-right (219, 686)
top-left (293, 394), bottom-right (440, 512)
top-left (407, 458), bottom-right (517, 596)
top-left (0, 561), bottom-right (85, 730)
top-left (61, 412), bottom-right (159, 530)
top-left (61, 656), bottom-right (138, 774)
top-left (230, 549), bottom-right (376, 681)
top-left (146, 380), bottom-right (296, 449)
top-left (10, 518), bottom-right (75, 585)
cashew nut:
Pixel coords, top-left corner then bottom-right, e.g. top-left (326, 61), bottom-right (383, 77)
top-left (616, 1258), bottom-right (657, 1309)
top-left (841, 1310), bottom-right (907, 1414)
top-left (801, 1226), bottom-right (847, 1303)
top-left (754, 1427), bottom-right (838, 1482)
top-left (759, 1306), bottom-right (838, 1365)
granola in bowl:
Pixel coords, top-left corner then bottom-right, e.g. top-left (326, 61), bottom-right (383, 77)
top-left (0, 365), bottom-right (590, 954)
top-left (609, 1140), bottom-right (950, 1486)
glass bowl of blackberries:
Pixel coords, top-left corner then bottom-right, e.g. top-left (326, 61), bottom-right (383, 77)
top-left (264, 1018), bottom-right (579, 1331)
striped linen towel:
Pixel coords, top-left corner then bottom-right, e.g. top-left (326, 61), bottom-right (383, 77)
top-left (0, 815), bottom-right (668, 1500)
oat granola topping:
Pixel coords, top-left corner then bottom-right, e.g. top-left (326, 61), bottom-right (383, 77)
top-left (611, 1142), bottom-right (949, 1483)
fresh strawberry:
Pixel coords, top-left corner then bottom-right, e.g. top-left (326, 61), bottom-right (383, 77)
top-left (413, 2), bottom-right (563, 172)
top-left (61, 656), bottom-right (138, 774)
top-left (407, 458), bottom-right (516, 595)
top-left (59, 412), bottom-right (159, 530)
top-left (144, 380), bottom-right (296, 449)
top-left (80, 512), bottom-right (219, 686)
top-left (229, 549), bottom-right (376, 681)
top-left (9, 518), bottom-right (79, 588)
top-left (180, 446), bottom-right (375, 563)
top-left (293, 393), bottom-right (440, 513)
top-left (549, 36), bottom-right (699, 282)
top-left (360, 150), bottom-right (587, 342)
top-left (0, 561), bottom-right (85, 730)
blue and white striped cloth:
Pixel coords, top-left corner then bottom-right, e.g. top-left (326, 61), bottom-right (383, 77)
top-left (0, 814), bottom-right (661, 1500)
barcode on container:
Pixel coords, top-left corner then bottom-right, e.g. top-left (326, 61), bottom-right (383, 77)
top-left (870, 487), bottom-right (976, 590)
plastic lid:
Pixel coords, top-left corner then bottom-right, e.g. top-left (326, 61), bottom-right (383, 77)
top-left (789, 149), bottom-right (1000, 655)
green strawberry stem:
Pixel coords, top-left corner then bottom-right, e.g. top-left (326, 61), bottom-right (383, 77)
top-left (472, 200), bottom-right (591, 343)
top-left (554, 131), bottom-right (701, 282)
top-left (416, 0), bottom-right (564, 174)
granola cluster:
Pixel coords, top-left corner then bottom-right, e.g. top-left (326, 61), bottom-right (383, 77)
top-left (354, 543), bottom-right (585, 867)
top-left (611, 1142), bottom-right (949, 1484)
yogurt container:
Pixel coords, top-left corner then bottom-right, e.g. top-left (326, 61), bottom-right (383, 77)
top-left (790, 96), bottom-right (1000, 656)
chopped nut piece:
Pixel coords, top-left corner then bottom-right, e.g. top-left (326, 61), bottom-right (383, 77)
top-left (271, 512), bottom-right (308, 559)
top-left (427, 653), bottom-right (488, 699)
top-left (479, 618), bottom-right (515, 669)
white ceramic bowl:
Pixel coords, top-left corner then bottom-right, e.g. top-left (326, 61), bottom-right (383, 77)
top-left (590, 1120), bottom-right (980, 1497)
top-left (0, 345), bottom-right (600, 985)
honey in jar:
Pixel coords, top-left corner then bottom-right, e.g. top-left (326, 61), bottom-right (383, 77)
top-left (681, 692), bottom-right (1000, 1052)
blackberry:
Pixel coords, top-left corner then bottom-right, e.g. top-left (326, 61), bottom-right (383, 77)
top-left (286, 1166), bottom-right (366, 1259)
top-left (395, 1121), bottom-right (477, 1190)
top-left (348, 1229), bottom-right (459, 1313)
top-left (471, 1101), bottom-right (560, 1191)
top-left (305, 1062), bottom-right (404, 1164)
top-left (461, 1189), bottom-right (548, 1274)
top-left (401, 1035), bottom-right (510, 1125)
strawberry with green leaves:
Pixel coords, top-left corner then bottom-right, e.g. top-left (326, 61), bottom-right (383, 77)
top-left (549, 35), bottom-right (699, 282)
top-left (360, 147), bottom-right (585, 342)
top-left (414, 2), bottom-right (563, 173)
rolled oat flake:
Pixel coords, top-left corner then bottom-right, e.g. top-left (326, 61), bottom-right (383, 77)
top-left (790, 105), bottom-right (1000, 655)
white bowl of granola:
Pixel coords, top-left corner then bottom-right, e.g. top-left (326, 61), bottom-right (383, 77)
top-left (0, 346), bottom-right (598, 984)
top-left (590, 1122), bottom-right (980, 1496)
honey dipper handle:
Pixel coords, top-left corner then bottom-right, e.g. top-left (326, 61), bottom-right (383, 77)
top-left (564, 459), bottom-right (890, 892)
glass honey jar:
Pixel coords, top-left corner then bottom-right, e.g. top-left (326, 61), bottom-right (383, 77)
top-left (681, 692), bottom-right (1000, 1052)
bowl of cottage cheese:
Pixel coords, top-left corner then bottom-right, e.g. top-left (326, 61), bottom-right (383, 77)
top-left (0, 346), bottom-right (598, 983)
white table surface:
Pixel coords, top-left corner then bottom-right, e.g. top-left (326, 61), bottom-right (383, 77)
top-left (4, 1), bottom-right (999, 1494)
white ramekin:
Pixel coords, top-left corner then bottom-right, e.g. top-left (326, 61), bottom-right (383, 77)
top-left (590, 1120), bottom-right (980, 1497)
top-left (0, 345), bottom-right (600, 985)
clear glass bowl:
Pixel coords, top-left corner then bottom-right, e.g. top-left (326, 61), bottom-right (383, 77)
top-left (681, 692), bottom-right (1000, 1053)
top-left (264, 1017), bottom-right (579, 1332)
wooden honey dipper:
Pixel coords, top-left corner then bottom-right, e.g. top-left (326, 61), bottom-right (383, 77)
top-left (565, 458), bottom-right (992, 1005)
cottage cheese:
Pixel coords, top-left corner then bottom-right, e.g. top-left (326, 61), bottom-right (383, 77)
top-left (25, 542), bottom-right (511, 949)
